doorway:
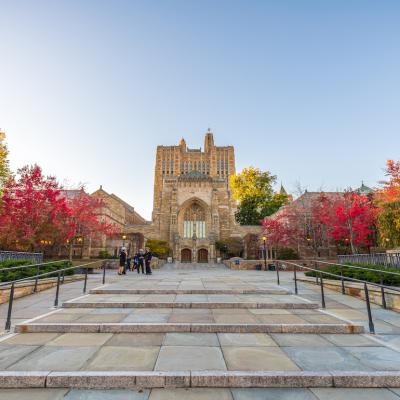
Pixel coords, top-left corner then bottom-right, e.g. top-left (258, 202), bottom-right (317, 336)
top-left (181, 248), bottom-right (192, 262)
top-left (197, 248), bottom-right (208, 263)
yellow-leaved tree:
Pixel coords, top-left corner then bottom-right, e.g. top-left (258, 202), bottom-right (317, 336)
top-left (230, 167), bottom-right (289, 225)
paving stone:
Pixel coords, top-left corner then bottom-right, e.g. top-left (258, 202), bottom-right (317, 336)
top-left (322, 334), bottom-right (379, 347)
top-left (271, 334), bottom-right (332, 347)
top-left (310, 388), bottom-right (400, 399)
top-left (47, 333), bottom-right (112, 346)
top-left (86, 346), bottom-right (160, 370)
top-left (231, 388), bottom-right (318, 399)
top-left (281, 346), bottom-right (372, 371)
top-left (222, 346), bottom-right (300, 371)
top-left (9, 346), bottom-right (98, 371)
top-left (75, 314), bottom-right (128, 323)
top-left (218, 333), bottom-right (277, 347)
top-left (1, 333), bottom-right (59, 346)
top-left (155, 346), bottom-right (226, 371)
top-left (107, 333), bottom-right (165, 346)
top-left (122, 311), bottom-right (171, 323)
top-left (163, 333), bottom-right (219, 346)
top-left (149, 388), bottom-right (233, 399)
top-left (343, 346), bottom-right (400, 370)
top-left (65, 389), bottom-right (150, 399)
top-left (0, 345), bottom-right (39, 369)
top-left (0, 389), bottom-right (67, 399)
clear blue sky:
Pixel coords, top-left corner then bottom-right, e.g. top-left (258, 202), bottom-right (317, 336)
top-left (1, 0), bottom-right (399, 219)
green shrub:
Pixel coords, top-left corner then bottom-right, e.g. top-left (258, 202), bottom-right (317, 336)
top-left (304, 263), bottom-right (400, 286)
top-left (0, 260), bottom-right (73, 283)
top-left (276, 247), bottom-right (299, 260)
top-left (98, 250), bottom-right (112, 259)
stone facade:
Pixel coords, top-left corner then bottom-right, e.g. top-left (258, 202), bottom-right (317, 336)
top-left (127, 130), bottom-right (260, 262)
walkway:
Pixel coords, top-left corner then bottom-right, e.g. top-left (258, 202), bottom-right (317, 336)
top-left (0, 263), bottom-right (399, 399)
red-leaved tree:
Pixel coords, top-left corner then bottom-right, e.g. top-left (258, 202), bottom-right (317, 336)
top-left (322, 191), bottom-right (376, 254)
top-left (0, 165), bottom-right (71, 251)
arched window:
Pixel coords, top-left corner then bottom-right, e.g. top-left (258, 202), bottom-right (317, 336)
top-left (183, 202), bottom-right (206, 238)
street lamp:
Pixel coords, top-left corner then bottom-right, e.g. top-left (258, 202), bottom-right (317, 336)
top-left (122, 235), bottom-right (127, 247)
top-left (262, 235), bottom-right (267, 271)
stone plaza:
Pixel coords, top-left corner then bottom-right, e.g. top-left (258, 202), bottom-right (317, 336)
top-left (0, 263), bottom-right (400, 398)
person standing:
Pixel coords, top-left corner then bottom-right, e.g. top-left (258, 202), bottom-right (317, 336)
top-left (144, 247), bottom-right (153, 275)
top-left (118, 247), bottom-right (127, 275)
top-left (132, 253), bottom-right (139, 271)
top-left (137, 249), bottom-right (145, 274)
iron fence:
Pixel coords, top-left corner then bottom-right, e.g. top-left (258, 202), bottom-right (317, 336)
top-left (338, 253), bottom-right (400, 269)
top-left (0, 251), bottom-right (43, 264)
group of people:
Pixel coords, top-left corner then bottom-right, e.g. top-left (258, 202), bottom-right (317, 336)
top-left (118, 247), bottom-right (153, 275)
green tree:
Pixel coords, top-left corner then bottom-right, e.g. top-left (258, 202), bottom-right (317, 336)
top-left (230, 167), bottom-right (288, 225)
top-left (146, 239), bottom-right (171, 258)
top-left (0, 130), bottom-right (10, 194)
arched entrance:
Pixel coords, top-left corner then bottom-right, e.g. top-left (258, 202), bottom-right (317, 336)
top-left (197, 248), bottom-right (208, 263)
top-left (181, 248), bottom-right (192, 262)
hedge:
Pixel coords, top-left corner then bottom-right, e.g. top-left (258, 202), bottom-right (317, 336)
top-left (304, 263), bottom-right (400, 286)
top-left (0, 260), bottom-right (73, 283)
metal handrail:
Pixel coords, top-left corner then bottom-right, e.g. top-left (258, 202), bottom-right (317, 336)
top-left (0, 259), bottom-right (69, 272)
top-left (315, 260), bottom-right (400, 278)
top-left (3, 260), bottom-right (104, 331)
top-left (275, 260), bottom-right (400, 334)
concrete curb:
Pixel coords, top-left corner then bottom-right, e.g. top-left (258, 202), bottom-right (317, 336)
top-left (15, 322), bottom-right (364, 334)
top-left (62, 302), bottom-right (319, 309)
top-left (0, 371), bottom-right (399, 388)
top-left (89, 289), bottom-right (291, 295)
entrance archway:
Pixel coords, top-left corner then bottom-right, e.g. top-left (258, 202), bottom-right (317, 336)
top-left (197, 248), bottom-right (208, 263)
top-left (181, 248), bottom-right (192, 262)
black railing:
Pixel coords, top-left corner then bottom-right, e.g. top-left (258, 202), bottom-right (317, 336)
top-left (338, 253), bottom-right (400, 269)
top-left (274, 260), bottom-right (400, 334)
top-left (1, 260), bottom-right (104, 331)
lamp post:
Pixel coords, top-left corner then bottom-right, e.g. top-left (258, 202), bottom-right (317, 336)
top-left (262, 235), bottom-right (267, 271)
top-left (122, 235), bottom-right (127, 247)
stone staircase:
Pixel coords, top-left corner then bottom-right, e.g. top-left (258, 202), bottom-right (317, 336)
top-left (1, 267), bottom-right (400, 394)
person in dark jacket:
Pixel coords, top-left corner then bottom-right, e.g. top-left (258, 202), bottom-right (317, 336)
top-left (144, 247), bottom-right (153, 275)
top-left (132, 254), bottom-right (139, 271)
top-left (137, 249), bottom-right (145, 274)
top-left (118, 248), bottom-right (127, 275)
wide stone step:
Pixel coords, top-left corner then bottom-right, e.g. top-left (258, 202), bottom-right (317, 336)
top-left (1, 370), bottom-right (399, 389)
top-left (63, 301), bottom-right (319, 309)
top-left (89, 288), bottom-right (291, 295)
top-left (15, 322), bottom-right (364, 334)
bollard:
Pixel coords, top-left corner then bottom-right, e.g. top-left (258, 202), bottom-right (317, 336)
top-left (54, 272), bottom-right (61, 307)
top-left (319, 271), bottom-right (326, 309)
top-left (83, 267), bottom-right (88, 293)
top-left (102, 263), bottom-right (106, 285)
top-left (33, 264), bottom-right (40, 293)
top-left (340, 266), bottom-right (345, 295)
top-left (5, 282), bottom-right (15, 331)
top-left (364, 282), bottom-right (375, 334)
top-left (276, 262), bottom-right (280, 285)
top-left (294, 265), bottom-right (298, 295)
top-left (380, 275), bottom-right (387, 309)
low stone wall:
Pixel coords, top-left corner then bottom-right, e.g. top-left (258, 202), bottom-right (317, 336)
top-left (224, 259), bottom-right (324, 271)
top-left (0, 275), bottom-right (85, 304)
top-left (298, 276), bottom-right (400, 313)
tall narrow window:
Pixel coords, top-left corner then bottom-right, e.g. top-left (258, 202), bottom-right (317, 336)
top-left (183, 203), bottom-right (206, 238)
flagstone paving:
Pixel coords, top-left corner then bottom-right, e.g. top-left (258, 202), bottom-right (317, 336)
top-left (0, 263), bottom-right (400, 397)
